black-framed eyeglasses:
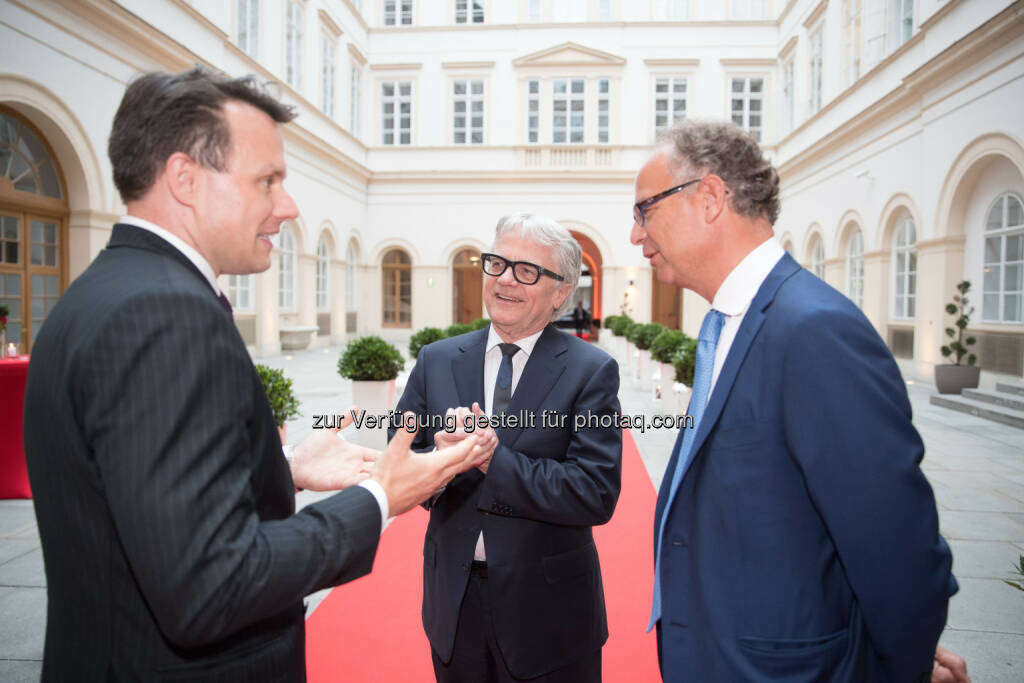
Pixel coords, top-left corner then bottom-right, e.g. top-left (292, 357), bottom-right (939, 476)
top-left (480, 253), bottom-right (565, 285)
top-left (633, 177), bottom-right (704, 227)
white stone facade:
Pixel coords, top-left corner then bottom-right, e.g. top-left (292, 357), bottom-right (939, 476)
top-left (1, 0), bottom-right (1021, 382)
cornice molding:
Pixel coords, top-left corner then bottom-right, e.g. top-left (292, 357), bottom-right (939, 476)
top-left (720, 58), bottom-right (777, 68)
top-left (916, 236), bottom-right (967, 251)
top-left (347, 42), bottom-right (367, 66)
top-left (513, 41), bottom-right (626, 67)
top-left (318, 9), bottom-right (343, 38)
top-left (169, 0), bottom-right (228, 40)
top-left (778, 0), bottom-right (800, 26)
top-left (440, 61), bottom-right (497, 70)
top-left (339, 0), bottom-right (369, 32)
top-left (778, 35), bottom-right (798, 60)
top-left (369, 62), bottom-right (424, 71)
top-left (643, 58), bottom-right (701, 67)
top-left (368, 170), bottom-right (633, 184)
top-left (802, 0), bottom-right (829, 29)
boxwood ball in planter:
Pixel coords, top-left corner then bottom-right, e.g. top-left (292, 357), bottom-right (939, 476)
top-left (254, 364), bottom-right (301, 427)
top-left (337, 336), bottom-right (404, 381)
top-left (409, 327), bottom-right (446, 361)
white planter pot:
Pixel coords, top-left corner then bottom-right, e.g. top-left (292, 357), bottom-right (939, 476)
top-left (660, 362), bottom-right (676, 386)
top-left (351, 379), bottom-right (396, 450)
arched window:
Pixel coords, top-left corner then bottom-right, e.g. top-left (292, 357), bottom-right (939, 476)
top-left (892, 216), bottom-right (916, 319)
top-left (382, 248), bottom-right (411, 327)
top-left (0, 109), bottom-right (68, 352)
top-left (982, 193), bottom-right (1023, 323)
top-left (452, 248), bottom-right (482, 324)
top-left (846, 229), bottom-right (863, 308)
top-left (278, 225), bottom-right (296, 310)
top-left (811, 237), bottom-right (825, 279)
top-left (228, 274), bottom-right (252, 311)
top-left (316, 234), bottom-right (331, 311)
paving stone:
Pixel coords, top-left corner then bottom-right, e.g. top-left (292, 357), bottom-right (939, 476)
top-left (938, 629), bottom-right (1023, 683)
top-left (0, 549), bottom-right (45, 588)
top-left (0, 660), bottom-right (43, 683)
top-left (947, 539), bottom-right (1024, 579)
top-left (0, 539), bottom-right (39, 568)
top-left (0, 587), bottom-right (46, 659)
top-left (0, 502), bottom-right (37, 538)
top-left (947, 577), bottom-right (1024, 634)
top-left (939, 510), bottom-right (1024, 542)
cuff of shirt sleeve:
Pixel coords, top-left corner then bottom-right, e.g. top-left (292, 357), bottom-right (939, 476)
top-left (358, 479), bottom-right (391, 533)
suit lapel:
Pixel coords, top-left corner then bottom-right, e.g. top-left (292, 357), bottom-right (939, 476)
top-left (452, 328), bottom-right (488, 410)
top-left (674, 254), bottom-right (803, 487)
top-left (500, 325), bottom-right (568, 445)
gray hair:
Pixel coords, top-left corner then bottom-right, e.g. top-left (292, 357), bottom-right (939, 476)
top-left (657, 119), bottom-right (780, 225)
top-left (492, 213), bottom-right (580, 318)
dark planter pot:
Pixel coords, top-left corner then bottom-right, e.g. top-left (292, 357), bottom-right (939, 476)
top-left (934, 364), bottom-right (981, 394)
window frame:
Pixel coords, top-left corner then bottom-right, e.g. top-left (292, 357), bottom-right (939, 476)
top-left (320, 29), bottom-right (337, 119)
top-left (284, 0), bottom-right (305, 93)
top-left (728, 75), bottom-right (766, 143)
top-left (846, 229), bottom-right (864, 309)
top-left (380, 79), bottom-right (413, 146)
top-left (451, 78), bottom-right (486, 145)
top-left (236, 0), bottom-right (261, 59)
top-left (981, 192), bottom-right (1024, 324)
top-left (809, 22), bottom-right (824, 114)
top-left (891, 216), bottom-right (917, 320)
top-left (653, 75), bottom-right (688, 134)
top-left (278, 225), bottom-right (297, 311)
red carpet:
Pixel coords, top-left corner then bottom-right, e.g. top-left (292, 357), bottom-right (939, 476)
top-left (306, 429), bottom-right (660, 681)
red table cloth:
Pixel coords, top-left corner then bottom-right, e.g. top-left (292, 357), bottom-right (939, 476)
top-left (0, 355), bottom-right (31, 499)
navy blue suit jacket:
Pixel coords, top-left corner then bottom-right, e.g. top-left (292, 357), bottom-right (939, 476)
top-left (391, 325), bottom-right (622, 679)
top-left (654, 254), bottom-right (956, 682)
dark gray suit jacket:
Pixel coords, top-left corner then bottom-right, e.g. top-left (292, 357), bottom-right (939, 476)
top-left (391, 326), bottom-right (622, 679)
top-left (24, 224), bottom-right (381, 682)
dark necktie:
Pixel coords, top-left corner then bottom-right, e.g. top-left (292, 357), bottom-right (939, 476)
top-left (217, 292), bottom-right (233, 315)
top-left (491, 343), bottom-right (520, 416)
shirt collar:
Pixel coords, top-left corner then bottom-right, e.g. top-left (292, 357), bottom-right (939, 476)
top-left (486, 325), bottom-right (544, 357)
top-left (119, 215), bottom-right (221, 294)
top-left (711, 238), bottom-right (786, 317)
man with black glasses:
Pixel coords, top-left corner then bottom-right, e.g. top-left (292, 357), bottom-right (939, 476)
top-left (391, 213), bottom-right (622, 682)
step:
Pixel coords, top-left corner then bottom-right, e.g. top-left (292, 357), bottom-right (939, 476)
top-left (929, 394), bottom-right (1024, 431)
top-left (962, 388), bottom-right (1024, 412)
top-left (996, 382), bottom-right (1024, 397)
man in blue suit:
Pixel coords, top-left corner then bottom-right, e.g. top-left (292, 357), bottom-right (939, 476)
top-left (632, 120), bottom-right (966, 682)
top-left (392, 213), bottom-right (622, 682)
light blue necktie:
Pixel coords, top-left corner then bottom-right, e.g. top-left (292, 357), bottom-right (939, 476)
top-left (648, 309), bottom-right (726, 631)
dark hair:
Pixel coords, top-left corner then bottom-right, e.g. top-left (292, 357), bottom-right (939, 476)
top-left (658, 119), bottom-right (781, 225)
top-left (108, 66), bottom-right (295, 202)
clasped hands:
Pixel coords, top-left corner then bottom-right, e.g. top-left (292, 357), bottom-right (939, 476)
top-left (287, 405), bottom-right (496, 517)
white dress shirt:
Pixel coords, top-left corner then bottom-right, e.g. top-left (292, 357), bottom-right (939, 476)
top-left (708, 238), bottom-right (785, 400)
top-left (119, 215), bottom-right (390, 530)
top-left (474, 325), bottom-right (545, 560)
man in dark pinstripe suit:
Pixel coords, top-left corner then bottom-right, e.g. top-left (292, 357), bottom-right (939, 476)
top-left (23, 67), bottom-right (486, 682)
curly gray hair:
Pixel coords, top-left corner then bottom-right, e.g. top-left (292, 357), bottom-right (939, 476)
top-left (492, 213), bottom-right (580, 318)
top-left (657, 119), bottom-right (780, 225)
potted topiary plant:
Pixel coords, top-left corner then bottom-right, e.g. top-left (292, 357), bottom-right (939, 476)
top-left (671, 337), bottom-right (698, 415)
top-left (629, 322), bottom-right (666, 385)
top-left (255, 363), bottom-right (301, 446)
top-left (650, 328), bottom-right (686, 389)
top-left (935, 280), bottom-right (980, 394)
top-left (409, 326), bottom-right (446, 361)
top-left (337, 335), bottom-right (404, 447)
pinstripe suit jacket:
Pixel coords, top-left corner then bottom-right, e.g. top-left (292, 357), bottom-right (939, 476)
top-left (24, 224), bottom-right (381, 682)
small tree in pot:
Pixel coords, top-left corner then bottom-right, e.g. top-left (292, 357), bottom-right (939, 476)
top-left (935, 280), bottom-right (980, 394)
top-left (337, 336), bottom-right (404, 448)
top-left (255, 364), bottom-right (301, 445)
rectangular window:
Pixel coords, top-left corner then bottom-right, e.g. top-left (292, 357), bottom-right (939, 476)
top-left (229, 274), bottom-right (252, 311)
top-left (237, 0), bottom-right (260, 58)
top-left (730, 0), bottom-right (764, 19)
top-left (528, 0), bottom-right (541, 22)
top-left (455, 0), bottom-right (484, 23)
top-left (843, 0), bottom-right (862, 87)
top-left (597, 79), bottom-right (609, 144)
top-left (381, 81), bottom-right (412, 145)
top-left (321, 32), bottom-right (336, 118)
top-left (453, 79), bottom-right (484, 144)
top-left (654, 77), bottom-right (687, 133)
top-left (782, 59), bottom-right (794, 132)
top-left (809, 27), bottom-right (823, 114)
top-left (285, 0), bottom-right (303, 92)
top-left (552, 79), bottom-right (584, 144)
top-left (891, 0), bottom-right (913, 47)
top-left (598, 0), bottom-right (611, 20)
top-left (730, 77), bottom-right (763, 142)
top-left (527, 79), bottom-right (540, 143)
top-left (383, 0), bottom-right (412, 25)
top-left (655, 0), bottom-right (689, 19)
top-left (350, 66), bottom-right (362, 136)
